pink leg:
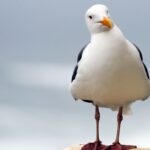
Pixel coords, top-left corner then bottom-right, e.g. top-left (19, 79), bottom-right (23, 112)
top-left (108, 107), bottom-right (137, 150)
top-left (82, 106), bottom-right (107, 150)
top-left (95, 105), bottom-right (100, 142)
top-left (82, 106), bottom-right (137, 150)
top-left (114, 107), bottom-right (123, 144)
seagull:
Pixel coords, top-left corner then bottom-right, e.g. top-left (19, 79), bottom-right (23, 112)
top-left (70, 4), bottom-right (150, 150)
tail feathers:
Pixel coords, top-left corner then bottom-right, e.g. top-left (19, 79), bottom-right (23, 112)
top-left (123, 105), bottom-right (133, 115)
top-left (110, 105), bottom-right (133, 115)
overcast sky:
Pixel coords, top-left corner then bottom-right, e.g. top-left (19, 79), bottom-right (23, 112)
top-left (0, 0), bottom-right (150, 150)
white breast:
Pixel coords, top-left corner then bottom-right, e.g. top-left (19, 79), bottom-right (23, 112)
top-left (70, 26), bottom-right (150, 108)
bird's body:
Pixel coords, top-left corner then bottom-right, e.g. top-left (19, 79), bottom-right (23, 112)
top-left (70, 25), bottom-right (150, 112)
top-left (70, 4), bottom-right (150, 149)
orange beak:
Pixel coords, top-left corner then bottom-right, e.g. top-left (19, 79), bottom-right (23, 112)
top-left (100, 17), bottom-right (113, 29)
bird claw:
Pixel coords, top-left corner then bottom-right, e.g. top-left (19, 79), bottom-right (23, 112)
top-left (81, 141), bottom-right (137, 150)
top-left (107, 143), bottom-right (137, 150)
top-left (81, 141), bottom-right (107, 150)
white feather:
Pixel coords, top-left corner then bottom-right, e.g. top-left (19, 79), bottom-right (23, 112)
top-left (70, 4), bottom-right (150, 114)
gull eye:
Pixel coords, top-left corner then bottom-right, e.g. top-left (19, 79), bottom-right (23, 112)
top-left (88, 15), bottom-right (93, 19)
top-left (106, 10), bottom-right (109, 14)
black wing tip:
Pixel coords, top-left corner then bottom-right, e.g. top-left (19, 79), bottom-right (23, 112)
top-left (133, 43), bottom-right (149, 79)
top-left (73, 98), bottom-right (94, 104)
top-left (83, 100), bottom-right (94, 104)
top-left (71, 65), bottom-right (78, 82)
top-left (71, 44), bottom-right (88, 82)
top-left (77, 44), bottom-right (87, 62)
top-left (143, 62), bottom-right (150, 79)
top-left (133, 43), bottom-right (143, 60)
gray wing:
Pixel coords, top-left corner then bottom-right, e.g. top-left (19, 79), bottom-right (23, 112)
top-left (133, 43), bottom-right (149, 79)
top-left (71, 44), bottom-right (93, 103)
top-left (71, 44), bottom-right (87, 82)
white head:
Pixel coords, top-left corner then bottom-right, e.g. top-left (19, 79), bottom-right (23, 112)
top-left (85, 4), bottom-right (114, 34)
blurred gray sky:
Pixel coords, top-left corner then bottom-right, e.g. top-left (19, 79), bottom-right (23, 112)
top-left (0, 0), bottom-right (150, 150)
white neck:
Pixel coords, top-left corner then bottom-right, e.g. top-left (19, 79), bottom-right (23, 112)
top-left (91, 25), bottom-right (124, 44)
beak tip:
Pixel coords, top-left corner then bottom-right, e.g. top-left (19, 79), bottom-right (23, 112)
top-left (100, 17), bottom-right (113, 29)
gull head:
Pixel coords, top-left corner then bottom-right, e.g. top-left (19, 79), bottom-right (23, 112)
top-left (85, 4), bottom-right (114, 34)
